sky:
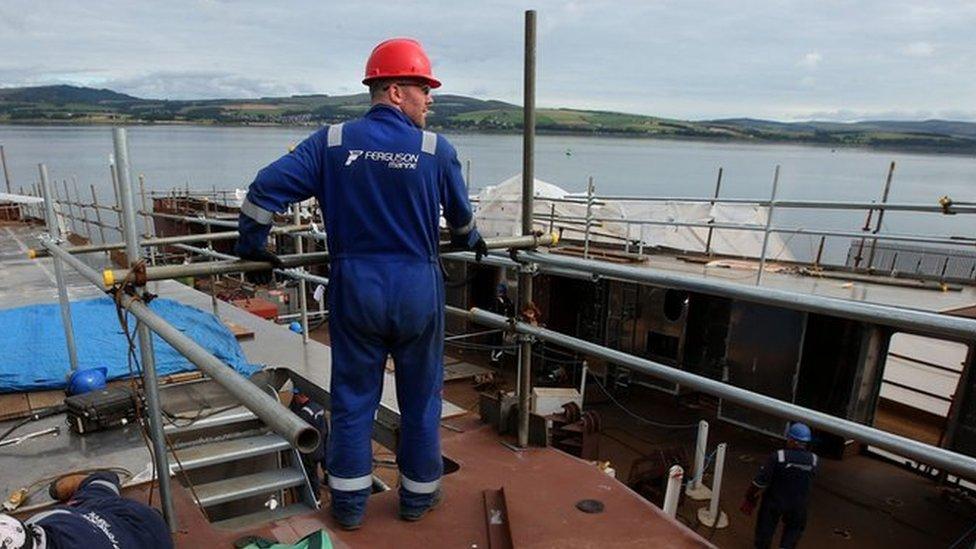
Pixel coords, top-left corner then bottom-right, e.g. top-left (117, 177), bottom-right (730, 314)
top-left (2, 0), bottom-right (976, 122)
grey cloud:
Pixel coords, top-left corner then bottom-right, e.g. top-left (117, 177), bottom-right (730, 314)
top-left (102, 71), bottom-right (317, 100)
top-left (1, 0), bottom-right (975, 121)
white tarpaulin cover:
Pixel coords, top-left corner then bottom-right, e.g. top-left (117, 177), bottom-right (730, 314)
top-left (474, 174), bottom-right (794, 260)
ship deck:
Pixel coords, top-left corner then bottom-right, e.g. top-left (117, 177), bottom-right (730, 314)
top-left (0, 221), bottom-right (708, 547)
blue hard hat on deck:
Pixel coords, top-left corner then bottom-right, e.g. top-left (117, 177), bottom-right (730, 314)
top-left (67, 367), bottom-right (108, 396)
top-left (787, 422), bottom-right (812, 443)
top-left (289, 321), bottom-right (303, 334)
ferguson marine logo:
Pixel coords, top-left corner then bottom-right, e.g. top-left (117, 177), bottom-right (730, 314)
top-left (344, 149), bottom-right (418, 170)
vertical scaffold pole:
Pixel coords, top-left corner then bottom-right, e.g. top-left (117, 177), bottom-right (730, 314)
top-left (113, 128), bottom-right (177, 531)
top-left (517, 8), bottom-right (537, 448)
top-left (756, 165), bottom-right (780, 286)
top-left (39, 164), bottom-right (79, 372)
top-left (686, 420), bottom-right (713, 500)
top-left (293, 204), bottom-right (309, 343)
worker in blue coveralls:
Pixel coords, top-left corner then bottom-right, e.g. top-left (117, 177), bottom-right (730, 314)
top-left (0, 471), bottom-right (171, 548)
top-left (290, 388), bottom-right (328, 501)
top-left (234, 37), bottom-right (487, 530)
top-left (740, 422), bottom-right (819, 549)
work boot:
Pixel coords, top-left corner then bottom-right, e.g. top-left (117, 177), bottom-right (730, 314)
top-left (48, 474), bottom-right (88, 502)
top-left (329, 487), bottom-right (369, 531)
top-left (399, 488), bottom-right (443, 522)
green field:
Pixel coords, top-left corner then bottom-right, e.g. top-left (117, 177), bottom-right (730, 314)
top-left (2, 85), bottom-right (976, 153)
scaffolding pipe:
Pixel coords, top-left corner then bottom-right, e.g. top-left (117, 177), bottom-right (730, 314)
top-left (449, 306), bottom-right (976, 479)
top-left (32, 224), bottom-right (310, 257)
top-left (662, 465), bottom-right (683, 518)
top-left (39, 164), bottom-right (79, 372)
top-left (518, 8), bottom-right (537, 448)
top-left (107, 234), bottom-right (557, 285)
top-left (686, 420), bottom-right (712, 500)
top-left (698, 443), bottom-right (728, 528)
top-left (113, 129), bottom-right (177, 531)
top-left (756, 165), bottom-right (781, 285)
top-left (533, 213), bottom-right (976, 249)
top-left (293, 205), bottom-right (309, 343)
top-left (539, 194), bottom-right (976, 214)
top-left (173, 244), bottom-right (331, 286)
top-left (519, 251), bottom-right (976, 342)
top-left (150, 211), bottom-right (238, 228)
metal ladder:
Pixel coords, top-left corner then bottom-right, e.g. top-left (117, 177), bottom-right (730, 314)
top-left (164, 407), bottom-right (319, 530)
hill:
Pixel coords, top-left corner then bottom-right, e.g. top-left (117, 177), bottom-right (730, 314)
top-left (2, 85), bottom-right (976, 153)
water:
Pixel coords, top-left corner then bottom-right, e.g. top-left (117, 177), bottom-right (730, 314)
top-left (1, 125), bottom-right (974, 263)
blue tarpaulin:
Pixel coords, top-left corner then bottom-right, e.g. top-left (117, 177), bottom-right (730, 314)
top-left (0, 297), bottom-right (259, 393)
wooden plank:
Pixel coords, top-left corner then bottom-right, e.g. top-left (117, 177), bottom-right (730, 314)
top-left (223, 320), bottom-right (255, 340)
top-left (0, 393), bottom-right (31, 421)
top-left (27, 390), bottom-right (64, 412)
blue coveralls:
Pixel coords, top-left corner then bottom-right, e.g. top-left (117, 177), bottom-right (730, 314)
top-left (290, 397), bottom-right (328, 496)
top-left (752, 448), bottom-right (818, 549)
top-left (236, 104), bottom-right (480, 515)
top-left (26, 472), bottom-right (171, 549)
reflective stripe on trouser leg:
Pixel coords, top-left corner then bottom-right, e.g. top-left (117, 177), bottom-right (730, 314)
top-left (328, 474), bottom-right (373, 492)
top-left (401, 475), bottom-right (441, 494)
top-left (391, 263), bottom-right (444, 493)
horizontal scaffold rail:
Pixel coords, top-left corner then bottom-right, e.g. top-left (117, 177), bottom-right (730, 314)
top-left (447, 305), bottom-right (976, 480)
top-left (28, 223), bottom-right (311, 257)
top-left (100, 233), bottom-right (559, 285)
top-left (515, 251), bottom-right (976, 342)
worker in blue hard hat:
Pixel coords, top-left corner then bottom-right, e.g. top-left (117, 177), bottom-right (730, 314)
top-left (234, 38), bottom-right (486, 530)
top-left (740, 422), bottom-right (818, 549)
top-left (289, 388), bottom-right (328, 502)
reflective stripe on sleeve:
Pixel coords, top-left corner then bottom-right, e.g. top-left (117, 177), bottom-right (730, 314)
top-left (451, 214), bottom-right (476, 236)
top-left (88, 479), bottom-right (120, 496)
top-left (401, 474), bottom-right (440, 494)
top-left (421, 131), bottom-right (437, 155)
top-left (327, 123), bottom-right (344, 147)
top-left (241, 196), bottom-right (274, 225)
top-left (328, 474), bottom-right (373, 492)
top-left (777, 449), bottom-right (785, 463)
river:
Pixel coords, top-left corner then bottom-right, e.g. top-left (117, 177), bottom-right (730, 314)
top-left (1, 124), bottom-right (974, 264)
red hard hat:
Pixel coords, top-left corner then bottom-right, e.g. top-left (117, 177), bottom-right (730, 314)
top-left (363, 38), bottom-right (442, 89)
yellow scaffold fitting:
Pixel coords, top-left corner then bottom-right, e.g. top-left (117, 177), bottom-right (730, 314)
top-left (103, 269), bottom-right (115, 287)
top-left (27, 249), bottom-right (37, 259)
top-left (550, 231), bottom-right (560, 246)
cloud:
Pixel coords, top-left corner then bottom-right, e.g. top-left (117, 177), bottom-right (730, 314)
top-left (1, 0), bottom-right (976, 121)
top-left (102, 71), bottom-right (316, 100)
top-left (903, 41), bottom-right (936, 57)
top-left (798, 52), bottom-right (822, 69)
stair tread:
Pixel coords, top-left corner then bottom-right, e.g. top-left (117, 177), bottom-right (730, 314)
top-left (164, 407), bottom-right (257, 434)
top-left (212, 503), bottom-right (317, 531)
top-left (195, 468), bottom-right (306, 507)
top-left (170, 433), bottom-right (290, 471)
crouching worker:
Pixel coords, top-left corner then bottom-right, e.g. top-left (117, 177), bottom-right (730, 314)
top-left (0, 471), bottom-right (171, 549)
top-left (290, 388), bottom-right (328, 502)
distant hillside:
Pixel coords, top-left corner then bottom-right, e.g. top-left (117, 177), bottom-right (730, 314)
top-left (2, 85), bottom-right (976, 153)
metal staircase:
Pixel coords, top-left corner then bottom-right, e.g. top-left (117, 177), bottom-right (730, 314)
top-left (164, 407), bottom-right (319, 529)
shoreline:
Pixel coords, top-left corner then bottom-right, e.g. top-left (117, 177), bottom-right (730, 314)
top-left (2, 120), bottom-right (975, 158)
